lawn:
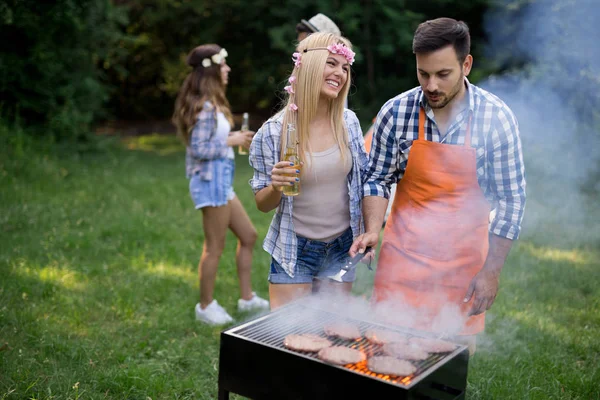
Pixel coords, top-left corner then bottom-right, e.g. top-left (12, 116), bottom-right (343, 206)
top-left (1, 133), bottom-right (598, 399)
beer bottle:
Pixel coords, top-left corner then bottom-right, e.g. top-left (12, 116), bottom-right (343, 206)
top-left (238, 112), bottom-right (249, 155)
top-left (282, 123), bottom-right (300, 196)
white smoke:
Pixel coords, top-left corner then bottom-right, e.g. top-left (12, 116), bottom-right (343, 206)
top-left (480, 0), bottom-right (600, 246)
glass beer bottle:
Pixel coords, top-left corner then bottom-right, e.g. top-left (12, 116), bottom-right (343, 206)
top-left (238, 112), bottom-right (249, 155)
top-left (282, 123), bottom-right (301, 196)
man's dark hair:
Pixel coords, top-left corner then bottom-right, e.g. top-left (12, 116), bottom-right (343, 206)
top-left (412, 17), bottom-right (471, 62)
top-left (295, 22), bottom-right (313, 34)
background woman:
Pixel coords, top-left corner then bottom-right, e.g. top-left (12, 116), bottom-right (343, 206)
top-left (249, 33), bottom-right (369, 309)
top-left (172, 44), bottom-right (269, 325)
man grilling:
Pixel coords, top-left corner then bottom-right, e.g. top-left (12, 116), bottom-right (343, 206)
top-left (349, 17), bottom-right (526, 354)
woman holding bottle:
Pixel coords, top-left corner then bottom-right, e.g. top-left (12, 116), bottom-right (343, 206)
top-left (249, 33), bottom-right (369, 309)
top-left (172, 44), bottom-right (269, 325)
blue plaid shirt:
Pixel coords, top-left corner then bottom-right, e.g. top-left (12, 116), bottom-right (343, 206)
top-left (365, 79), bottom-right (526, 240)
top-left (185, 101), bottom-right (230, 179)
top-left (249, 109), bottom-right (369, 277)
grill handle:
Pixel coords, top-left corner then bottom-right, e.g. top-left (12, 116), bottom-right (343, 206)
top-left (344, 246), bottom-right (373, 269)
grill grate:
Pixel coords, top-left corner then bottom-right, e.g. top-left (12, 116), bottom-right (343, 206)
top-left (226, 302), bottom-right (463, 388)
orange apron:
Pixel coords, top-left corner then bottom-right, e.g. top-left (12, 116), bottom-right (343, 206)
top-left (373, 108), bottom-right (490, 335)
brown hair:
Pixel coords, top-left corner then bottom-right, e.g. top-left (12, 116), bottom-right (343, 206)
top-left (412, 18), bottom-right (471, 63)
top-left (172, 44), bottom-right (233, 145)
top-left (295, 22), bottom-right (313, 34)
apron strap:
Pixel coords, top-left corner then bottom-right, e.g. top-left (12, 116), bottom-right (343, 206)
top-left (418, 108), bottom-right (425, 141)
top-left (418, 107), bottom-right (474, 147)
top-left (463, 112), bottom-right (473, 148)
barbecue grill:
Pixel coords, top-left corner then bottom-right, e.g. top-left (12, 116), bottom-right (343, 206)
top-left (218, 301), bottom-right (469, 399)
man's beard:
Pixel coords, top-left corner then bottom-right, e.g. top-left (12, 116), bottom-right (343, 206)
top-left (426, 74), bottom-right (464, 109)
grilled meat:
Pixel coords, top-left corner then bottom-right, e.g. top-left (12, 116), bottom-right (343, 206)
top-left (317, 346), bottom-right (366, 365)
top-left (283, 333), bottom-right (332, 352)
top-left (364, 328), bottom-right (408, 345)
top-left (409, 337), bottom-right (456, 353)
top-left (323, 322), bottom-right (362, 340)
top-left (382, 342), bottom-right (429, 360)
top-left (367, 356), bottom-right (417, 376)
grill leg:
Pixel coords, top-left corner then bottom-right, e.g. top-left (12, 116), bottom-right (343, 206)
top-left (218, 387), bottom-right (229, 400)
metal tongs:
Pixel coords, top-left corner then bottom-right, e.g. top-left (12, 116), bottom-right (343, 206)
top-left (328, 247), bottom-right (373, 282)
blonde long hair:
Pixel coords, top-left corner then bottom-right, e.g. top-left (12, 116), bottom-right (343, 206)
top-left (172, 44), bottom-right (233, 145)
top-left (280, 33), bottom-right (352, 165)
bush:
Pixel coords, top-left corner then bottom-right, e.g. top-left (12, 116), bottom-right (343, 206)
top-left (0, 0), bottom-right (128, 141)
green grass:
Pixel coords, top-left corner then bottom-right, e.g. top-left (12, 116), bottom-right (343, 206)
top-left (1, 132), bottom-right (599, 399)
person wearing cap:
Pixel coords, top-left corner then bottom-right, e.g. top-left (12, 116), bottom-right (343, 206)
top-left (295, 13), bottom-right (348, 109)
top-left (296, 13), bottom-right (341, 42)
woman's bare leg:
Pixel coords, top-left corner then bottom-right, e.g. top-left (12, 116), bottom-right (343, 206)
top-left (199, 204), bottom-right (231, 308)
top-left (269, 283), bottom-right (313, 310)
top-left (227, 196), bottom-right (257, 300)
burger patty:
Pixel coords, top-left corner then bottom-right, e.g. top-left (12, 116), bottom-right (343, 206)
top-left (323, 322), bottom-right (362, 340)
top-left (317, 346), bottom-right (366, 365)
top-left (367, 356), bottom-right (417, 377)
top-left (382, 342), bottom-right (429, 360)
top-left (409, 337), bottom-right (456, 353)
top-left (283, 334), bottom-right (332, 352)
top-left (364, 328), bottom-right (408, 345)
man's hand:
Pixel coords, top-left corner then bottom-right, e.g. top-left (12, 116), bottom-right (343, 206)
top-left (464, 269), bottom-right (500, 316)
top-left (349, 231), bottom-right (379, 263)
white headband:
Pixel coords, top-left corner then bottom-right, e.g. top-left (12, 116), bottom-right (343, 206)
top-left (201, 48), bottom-right (228, 68)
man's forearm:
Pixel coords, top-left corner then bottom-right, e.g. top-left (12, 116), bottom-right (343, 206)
top-left (483, 233), bottom-right (514, 275)
top-left (363, 196), bottom-right (389, 234)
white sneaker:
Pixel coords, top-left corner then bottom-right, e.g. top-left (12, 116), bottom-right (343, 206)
top-left (238, 292), bottom-right (270, 312)
top-left (195, 300), bottom-right (234, 325)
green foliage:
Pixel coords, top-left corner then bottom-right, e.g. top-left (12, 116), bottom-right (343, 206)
top-left (106, 0), bottom-right (492, 125)
top-left (1, 0), bottom-right (502, 137)
top-left (0, 0), bottom-right (129, 140)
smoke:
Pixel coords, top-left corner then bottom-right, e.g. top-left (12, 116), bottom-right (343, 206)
top-left (291, 284), bottom-right (469, 340)
top-left (479, 0), bottom-right (600, 246)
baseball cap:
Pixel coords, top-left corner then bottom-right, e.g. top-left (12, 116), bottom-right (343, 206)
top-left (300, 13), bottom-right (341, 36)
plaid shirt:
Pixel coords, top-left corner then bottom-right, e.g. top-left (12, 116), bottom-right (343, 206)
top-left (185, 101), bottom-right (230, 179)
top-left (365, 78), bottom-right (526, 240)
top-left (249, 109), bottom-right (369, 277)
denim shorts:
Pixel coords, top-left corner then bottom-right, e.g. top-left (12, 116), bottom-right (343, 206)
top-left (269, 227), bottom-right (356, 284)
top-left (189, 159), bottom-right (236, 209)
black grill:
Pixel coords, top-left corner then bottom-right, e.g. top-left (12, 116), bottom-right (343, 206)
top-left (218, 301), bottom-right (469, 399)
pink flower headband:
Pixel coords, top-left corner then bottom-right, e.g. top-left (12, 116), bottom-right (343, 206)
top-left (303, 43), bottom-right (355, 65)
top-left (286, 43), bottom-right (354, 112)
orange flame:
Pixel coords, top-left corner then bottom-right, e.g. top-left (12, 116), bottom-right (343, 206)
top-left (347, 340), bottom-right (413, 386)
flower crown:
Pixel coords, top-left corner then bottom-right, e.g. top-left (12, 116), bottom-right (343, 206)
top-left (303, 43), bottom-right (355, 65)
top-left (285, 43), bottom-right (354, 112)
top-left (201, 48), bottom-right (228, 68)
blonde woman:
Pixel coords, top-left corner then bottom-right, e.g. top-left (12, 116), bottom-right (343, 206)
top-left (249, 33), bottom-right (369, 308)
top-left (173, 44), bottom-right (269, 325)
